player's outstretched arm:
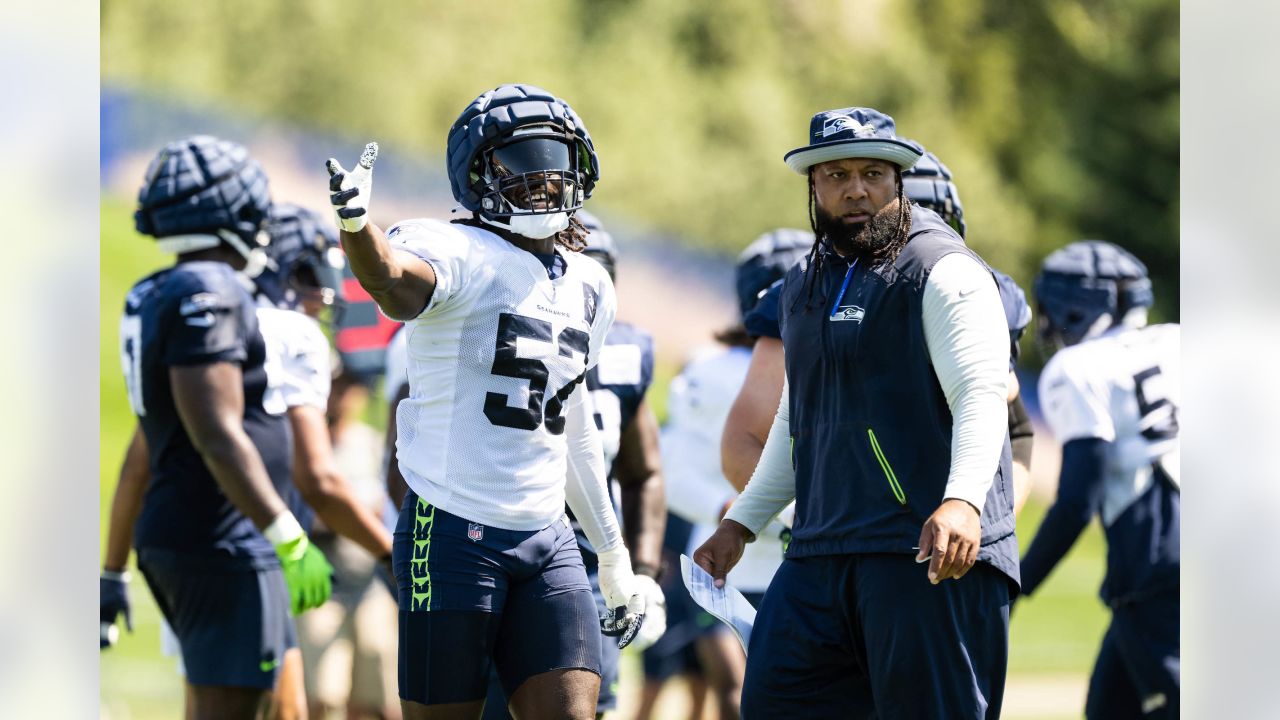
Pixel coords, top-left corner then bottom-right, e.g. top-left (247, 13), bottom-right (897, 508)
top-left (171, 362), bottom-right (332, 614)
top-left (721, 336), bottom-right (786, 492)
top-left (288, 404), bottom-right (392, 559)
top-left (101, 425), bottom-right (148, 648)
top-left (327, 144), bottom-right (437, 321)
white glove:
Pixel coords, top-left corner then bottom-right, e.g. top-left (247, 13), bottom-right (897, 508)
top-left (325, 142), bottom-right (379, 232)
top-left (628, 574), bottom-right (667, 651)
top-left (596, 546), bottom-right (646, 648)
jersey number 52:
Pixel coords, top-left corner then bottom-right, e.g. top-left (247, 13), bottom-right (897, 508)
top-left (484, 312), bottom-right (589, 435)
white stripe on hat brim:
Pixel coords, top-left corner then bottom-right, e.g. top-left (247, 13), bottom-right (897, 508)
top-left (784, 139), bottom-right (922, 175)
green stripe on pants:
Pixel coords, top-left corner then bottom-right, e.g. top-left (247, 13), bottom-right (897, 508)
top-left (411, 498), bottom-right (435, 611)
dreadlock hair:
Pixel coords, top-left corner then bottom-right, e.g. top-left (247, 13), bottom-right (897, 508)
top-left (451, 212), bottom-right (590, 252)
top-left (794, 166), bottom-right (913, 311)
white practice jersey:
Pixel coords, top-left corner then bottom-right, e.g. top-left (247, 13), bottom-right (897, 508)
top-left (256, 303), bottom-right (332, 412)
top-left (388, 219), bottom-right (617, 531)
top-left (1038, 323), bottom-right (1180, 526)
top-left (663, 345), bottom-right (785, 593)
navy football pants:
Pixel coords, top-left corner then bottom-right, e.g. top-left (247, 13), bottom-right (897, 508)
top-left (743, 554), bottom-right (1011, 720)
top-left (1086, 590), bottom-right (1179, 719)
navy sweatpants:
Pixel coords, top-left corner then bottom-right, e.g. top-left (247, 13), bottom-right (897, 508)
top-left (743, 554), bottom-right (1011, 720)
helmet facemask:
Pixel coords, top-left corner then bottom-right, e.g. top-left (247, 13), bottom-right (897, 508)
top-left (472, 128), bottom-right (587, 239)
top-left (290, 244), bottom-right (348, 326)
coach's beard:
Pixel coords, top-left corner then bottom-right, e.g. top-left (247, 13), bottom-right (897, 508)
top-left (817, 197), bottom-right (906, 260)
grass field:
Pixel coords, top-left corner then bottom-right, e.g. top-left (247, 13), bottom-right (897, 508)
top-left (99, 196), bottom-right (1109, 719)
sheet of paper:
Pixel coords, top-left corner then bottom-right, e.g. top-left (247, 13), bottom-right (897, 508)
top-left (680, 554), bottom-right (757, 654)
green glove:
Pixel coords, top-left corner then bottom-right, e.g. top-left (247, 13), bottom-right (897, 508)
top-left (266, 513), bottom-right (333, 615)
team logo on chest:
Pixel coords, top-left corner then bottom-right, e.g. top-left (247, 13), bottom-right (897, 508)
top-left (467, 522), bottom-right (484, 542)
top-left (830, 304), bottom-right (866, 323)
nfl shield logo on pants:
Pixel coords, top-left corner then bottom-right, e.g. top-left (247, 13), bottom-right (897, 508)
top-left (467, 523), bottom-right (484, 542)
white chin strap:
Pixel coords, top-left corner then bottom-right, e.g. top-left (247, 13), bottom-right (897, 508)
top-left (480, 211), bottom-right (570, 240)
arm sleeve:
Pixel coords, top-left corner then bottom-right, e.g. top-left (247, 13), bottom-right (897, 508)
top-left (1008, 393), bottom-right (1035, 468)
top-left (563, 381), bottom-right (624, 554)
top-left (163, 288), bottom-right (248, 366)
top-left (386, 219), bottom-right (472, 317)
top-left (1020, 437), bottom-right (1109, 595)
top-left (922, 253), bottom-right (1011, 512)
top-left (723, 378), bottom-right (797, 536)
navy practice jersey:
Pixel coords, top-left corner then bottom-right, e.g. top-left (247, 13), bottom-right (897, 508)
top-left (121, 261), bottom-right (293, 567)
top-left (584, 321), bottom-right (656, 469)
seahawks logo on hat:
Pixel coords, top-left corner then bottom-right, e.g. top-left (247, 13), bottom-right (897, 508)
top-left (816, 116), bottom-right (878, 139)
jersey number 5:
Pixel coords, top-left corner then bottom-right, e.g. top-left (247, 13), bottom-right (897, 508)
top-left (1134, 366), bottom-right (1179, 441)
top-left (484, 312), bottom-right (589, 435)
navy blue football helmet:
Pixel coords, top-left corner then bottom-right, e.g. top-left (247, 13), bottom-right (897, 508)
top-left (577, 209), bottom-right (618, 280)
top-left (134, 135), bottom-right (272, 268)
top-left (1035, 240), bottom-right (1154, 348)
top-left (258, 203), bottom-right (347, 317)
top-left (902, 149), bottom-right (965, 238)
top-left (735, 228), bottom-right (814, 318)
top-left (446, 84), bottom-right (599, 223)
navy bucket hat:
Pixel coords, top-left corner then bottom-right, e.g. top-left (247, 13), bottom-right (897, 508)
top-left (784, 107), bottom-right (923, 175)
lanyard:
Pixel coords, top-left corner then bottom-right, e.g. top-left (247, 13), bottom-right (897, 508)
top-left (829, 258), bottom-right (859, 318)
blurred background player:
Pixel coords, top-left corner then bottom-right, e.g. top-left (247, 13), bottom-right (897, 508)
top-left (296, 365), bottom-right (400, 720)
top-left (253, 203), bottom-right (393, 575)
top-left (1019, 240), bottom-right (1180, 718)
top-left (724, 149), bottom-right (1035, 514)
top-left (638, 229), bottom-right (810, 720)
top-left (256, 204), bottom-right (399, 720)
top-left (328, 84), bottom-right (650, 719)
top-left (103, 199), bottom-right (399, 720)
top-left (102, 136), bottom-right (333, 720)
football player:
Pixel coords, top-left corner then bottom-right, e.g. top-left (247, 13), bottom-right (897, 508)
top-left (644, 228), bottom-right (812, 720)
top-left (1020, 241), bottom-right (1180, 718)
top-left (723, 150), bottom-right (1036, 513)
top-left (327, 84), bottom-right (648, 720)
top-left (254, 203), bottom-right (394, 570)
top-left (103, 136), bottom-right (332, 719)
top-left (481, 209), bottom-right (668, 720)
top-left (255, 204), bottom-right (397, 718)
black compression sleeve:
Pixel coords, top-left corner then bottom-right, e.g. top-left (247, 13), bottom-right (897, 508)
top-left (1008, 393), bottom-right (1034, 467)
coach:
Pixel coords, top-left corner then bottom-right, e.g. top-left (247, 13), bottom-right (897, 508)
top-left (695, 107), bottom-right (1019, 719)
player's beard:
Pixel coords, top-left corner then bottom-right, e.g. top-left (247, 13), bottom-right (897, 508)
top-left (815, 197), bottom-right (907, 261)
